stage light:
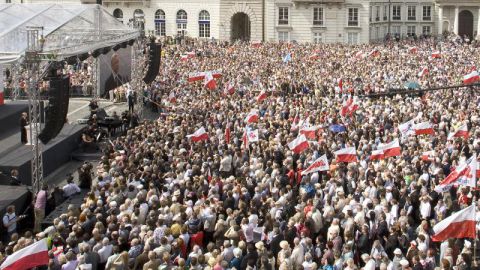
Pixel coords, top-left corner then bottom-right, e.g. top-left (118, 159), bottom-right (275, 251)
top-left (78, 53), bottom-right (89, 61)
top-left (101, 46), bottom-right (111, 55)
top-left (112, 44), bottom-right (121, 51)
top-left (91, 49), bottom-right (102, 58)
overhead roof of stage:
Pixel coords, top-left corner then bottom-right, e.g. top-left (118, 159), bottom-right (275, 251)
top-left (0, 3), bottom-right (139, 64)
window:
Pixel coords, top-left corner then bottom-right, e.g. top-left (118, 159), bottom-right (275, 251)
top-left (348, 8), bottom-right (359, 26)
top-left (278, 31), bottom-right (289, 41)
top-left (392, 6), bottom-right (401, 20)
top-left (392, 25), bottom-right (401, 35)
top-left (278, 7), bottom-right (289, 25)
top-left (422, 6), bottom-right (431, 21)
top-left (199, 10), bottom-right (210, 38)
top-left (383, 6), bottom-right (388, 20)
top-left (407, 25), bottom-right (416, 36)
top-left (422, 26), bottom-right (431, 35)
top-left (5, 0), bottom-right (11, 3)
top-left (347, 32), bottom-right (358, 44)
top-left (313, 7), bottom-right (324, 26)
top-left (375, 6), bottom-right (380, 21)
top-left (154, 10), bottom-right (166, 36)
top-left (407, 6), bottom-right (416, 21)
top-left (176, 10), bottom-right (187, 36)
top-left (134, 9), bottom-right (144, 19)
top-left (313, 32), bottom-right (322, 43)
top-left (113, 8), bottom-right (123, 22)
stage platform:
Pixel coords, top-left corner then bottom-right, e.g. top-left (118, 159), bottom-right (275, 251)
top-left (0, 124), bottom-right (85, 186)
top-left (0, 101), bottom-right (29, 140)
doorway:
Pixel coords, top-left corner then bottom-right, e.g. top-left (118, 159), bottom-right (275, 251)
top-left (230, 12), bottom-right (251, 42)
top-left (458, 10), bottom-right (474, 39)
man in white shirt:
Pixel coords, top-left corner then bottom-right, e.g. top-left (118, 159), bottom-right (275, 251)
top-left (63, 176), bottom-right (81, 198)
top-left (2, 205), bottom-right (18, 242)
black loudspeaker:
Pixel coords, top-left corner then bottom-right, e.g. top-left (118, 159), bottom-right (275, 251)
top-left (38, 75), bottom-right (70, 144)
top-left (143, 42), bottom-right (161, 84)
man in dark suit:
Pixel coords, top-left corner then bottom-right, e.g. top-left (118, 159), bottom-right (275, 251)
top-left (20, 112), bottom-right (28, 144)
top-left (104, 53), bottom-right (127, 94)
top-left (83, 244), bottom-right (100, 270)
top-left (269, 227), bottom-right (284, 257)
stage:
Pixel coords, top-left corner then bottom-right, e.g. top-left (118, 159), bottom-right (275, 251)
top-left (0, 101), bottom-right (29, 140)
top-left (0, 124), bottom-right (85, 186)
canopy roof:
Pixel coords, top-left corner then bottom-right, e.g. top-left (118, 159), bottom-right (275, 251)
top-left (0, 3), bottom-right (139, 63)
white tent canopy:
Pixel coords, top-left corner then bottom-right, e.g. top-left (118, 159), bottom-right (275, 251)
top-left (0, 3), bottom-right (139, 63)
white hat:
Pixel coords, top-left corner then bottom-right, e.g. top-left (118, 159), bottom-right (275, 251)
top-left (400, 259), bottom-right (409, 266)
top-left (280, 240), bottom-right (289, 249)
top-left (394, 248), bottom-right (402, 255)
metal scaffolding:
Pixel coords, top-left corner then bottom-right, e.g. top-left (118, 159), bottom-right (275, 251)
top-left (25, 26), bottom-right (44, 193)
top-left (131, 39), bottom-right (144, 119)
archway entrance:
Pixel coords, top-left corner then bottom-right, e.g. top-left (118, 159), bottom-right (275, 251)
top-left (458, 10), bottom-right (473, 39)
top-left (230, 12), bottom-right (250, 42)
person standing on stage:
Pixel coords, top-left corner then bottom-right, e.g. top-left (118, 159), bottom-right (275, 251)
top-left (20, 112), bottom-right (28, 144)
top-left (33, 183), bottom-right (48, 233)
top-left (126, 85), bottom-right (135, 113)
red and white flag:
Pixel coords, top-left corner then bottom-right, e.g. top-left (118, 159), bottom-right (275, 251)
top-left (251, 41), bottom-right (262, 48)
top-left (309, 53), bottom-right (320, 60)
top-left (256, 90), bottom-right (267, 103)
top-left (379, 139), bottom-right (401, 157)
top-left (187, 51), bottom-right (195, 58)
top-left (187, 127), bottom-right (209, 142)
top-left (421, 150), bottom-right (435, 162)
top-left (302, 155), bottom-right (329, 175)
top-left (447, 123), bottom-right (469, 140)
top-left (413, 122), bottom-right (434, 135)
top-left (300, 125), bottom-right (320, 139)
top-left (368, 49), bottom-right (380, 58)
top-left (463, 70), bottom-right (479, 84)
top-left (224, 83), bottom-right (235, 95)
top-left (370, 149), bottom-right (385, 161)
top-left (180, 54), bottom-right (189, 61)
top-left (335, 147), bottom-right (357, 163)
top-left (188, 71), bottom-right (222, 82)
top-left (168, 91), bottom-right (176, 103)
top-left (0, 239), bottom-right (49, 270)
top-left (431, 51), bottom-right (441, 58)
top-left (288, 134), bottom-right (309, 154)
top-left (244, 109), bottom-right (259, 123)
top-left (408, 46), bottom-right (418, 54)
top-left (439, 154), bottom-right (477, 187)
top-left (418, 67), bottom-right (429, 78)
top-left (355, 51), bottom-right (365, 59)
top-left (431, 205), bottom-right (476, 242)
top-left (246, 129), bottom-right (259, 143)
top-left (204, 72), bottom-right (217, 90)
top-left (340, 96), bottom-right (358, 117)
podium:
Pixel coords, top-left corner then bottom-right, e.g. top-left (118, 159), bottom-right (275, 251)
top-left (26, 123), bottom-right (43, 145)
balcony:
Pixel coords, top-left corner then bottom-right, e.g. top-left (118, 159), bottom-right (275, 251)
top-left (348, 21), bottom-right (359, 27)
top-left (423, 16), bottom-right (431, 21)
top-left (408, 16), bottom-right (416, 21)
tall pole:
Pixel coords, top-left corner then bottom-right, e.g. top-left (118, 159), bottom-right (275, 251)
top-left (388, 0), bottom-right (391, 39)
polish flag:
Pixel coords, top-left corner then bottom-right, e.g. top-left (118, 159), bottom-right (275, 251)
top-left (300, 125), bottom-right (320, 139)
top-left (288, 134), bottom-right (309, 154)
top-left (421, 150), bottom-right (435, 162)
top-left (301, 154), bottom-right (329, 175)
top-left (187, 51), bottom-right (196, 58)
top-left (309, 53), bottom-right (320, 60)
top-left (340, 96), bottom-right (359, 117)
top-left (335, 147), bottom-right (357, 163)
top-left (251, 41), bottom-right (262, 48)
top-left (447, 123), bottom-right (469, 140)
top-left (355, 51), bottom-right (365, 59)
top-left (408, 46), bottom-right (418, 54)
top-left (256, 90), bottom-right (267, 103)
top-left (370, 149), bottom-right (385, 160)
top-left (188, 71), bottom-right (222, 82)
top-left (431, 51), bottom-right (441, 58)
top-left (187, 127), bottom-right (209, 142)
top-left (463, 70), bottom-right (480, 84)
top-left (431, 205), bottom-right (476, 242)
top-left (439, 154), bottom-right (477, 187)
top-left (168, 91), bottom-right (176, 103)
top-left (413, 122), bottom-right (435, 135)
top-left (224, 83), bottom-right (235, 95)
top-left (0, 239), bottom-right (49, 270)
top-left (368, 49), bottom-right (380, 57)
top-left (246, 129), bottom-right (259, 143)
top-left (379, 139), bottom-right (401, 157)
top-left (244, 109), bottom-right (259, 123)
top-left (204, 72), bottom-right (217, 90)
top-left (418, 67), bottom-right (429, 78)
top-left (180, 54), bottom-right (189, 61)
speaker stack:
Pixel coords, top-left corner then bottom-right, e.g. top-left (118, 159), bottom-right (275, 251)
top-left (143, 42), bottom-right (161, 84)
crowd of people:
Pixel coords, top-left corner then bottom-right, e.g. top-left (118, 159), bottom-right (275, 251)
top-left (2, 34), bottom-right (480, 270)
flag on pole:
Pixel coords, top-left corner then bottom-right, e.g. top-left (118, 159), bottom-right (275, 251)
top-left (408, 46), bottom-right (418, 54)
top-left (438, 154), bottom-right (477, 187)
top-left (421, 150), bottom-right (435, 162)
top-left (431, 205), bottom-right (476, 242)
top-left (288, 134), bottom-right (309, 154)
top-left (378, 139), bottom-right (401, 157)
top-left (224, 83), bottom-right (235, 95)
top-left (447, 123), bottom-right (469, 140)
top-left (188, 71), bottom-right (222, 82)
top-left (398, 118), bottom-right (415, 137)
top-left (370, 149), bottom-right (385, 160)
top-left (256, 90), bottom-right (267, 103)
top-left (301, 155), bottom-right (329, 175)
top-left (463, 70), bottom-right (480, 84)
top-left (335, 147), bottom-right (357, 163)
top-left (300, 125), bottom-right (320, 139)
top-left (431, 51), bottom-right (441, 58)
top-left (187, 127), bottom-right (209, 142)
top-left (418, 67), bottom-right (429, 78)
top-left (244, 109), bottom-right (259, 123)
top-left (204, 72), bottom-right (217, 90)
top-left (0, 239), bottom-right (49, 270)
top-left (413, 122), bottom-right (435, 135)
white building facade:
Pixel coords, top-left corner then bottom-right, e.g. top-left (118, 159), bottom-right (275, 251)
top-left (17, 0), bottom-right (480, 44)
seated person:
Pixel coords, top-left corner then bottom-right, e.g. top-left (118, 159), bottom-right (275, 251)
top-left (81, 130), bottom-right (95, 152)
top-left (62, 175), bottom-right (81, 198)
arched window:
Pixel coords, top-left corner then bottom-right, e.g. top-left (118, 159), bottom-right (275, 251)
top-left (133, 9), bottom-right (144, 20)
top-left (176, 9), bottom-right (187, 36)
top-left (113, 8), bottom-right (123, 22)
top-left (155, 9), bottom-right (166, 36)
top-left (199, 10), bottom-right (210, 38)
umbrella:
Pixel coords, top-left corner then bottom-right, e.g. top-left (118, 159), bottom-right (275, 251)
top-left (329, 124), bottom-right (346, 133)
top-left (404, 81), bottom-right (421, 90)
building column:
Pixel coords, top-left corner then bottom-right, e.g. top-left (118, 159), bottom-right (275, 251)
top-left (453, 6), bottom-right (459, 35)
top-left (477, 7), bottom-right (480, 39)
top-left (438, 6), bottom-right (443, 35)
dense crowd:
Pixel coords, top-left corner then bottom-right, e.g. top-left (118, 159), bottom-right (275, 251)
top-left (3, 35), bottom-right (480, 270)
